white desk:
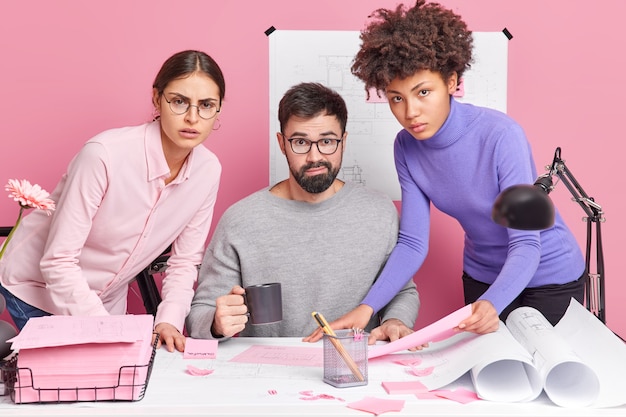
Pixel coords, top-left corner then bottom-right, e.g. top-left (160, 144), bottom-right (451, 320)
top-left (1, 337), bottom-right (624, 416)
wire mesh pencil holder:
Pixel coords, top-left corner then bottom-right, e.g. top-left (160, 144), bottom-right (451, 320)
top-left (323, 329), bottom-right (368, 388)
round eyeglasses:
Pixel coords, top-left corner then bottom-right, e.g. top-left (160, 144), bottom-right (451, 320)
top-left (285, 136), bottom-right (343, 155)
top-left (163, 94), bottom-right (220, 120)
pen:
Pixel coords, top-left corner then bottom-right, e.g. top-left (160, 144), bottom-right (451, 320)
top-left (312, 312), bottom-right (364, 382)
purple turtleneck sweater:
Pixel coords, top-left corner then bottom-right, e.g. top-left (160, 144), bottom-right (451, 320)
top-left (362, 98), bottom-right (585, 314)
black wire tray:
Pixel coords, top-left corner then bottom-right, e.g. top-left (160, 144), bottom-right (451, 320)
top-left (0, 333), bottom-right (158, 404)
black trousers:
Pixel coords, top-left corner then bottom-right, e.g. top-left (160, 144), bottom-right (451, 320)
top-left (462, 271), bottom-right (585, 326)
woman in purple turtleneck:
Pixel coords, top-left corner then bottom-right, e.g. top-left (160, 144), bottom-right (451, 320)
top-left (322, 0), bottom-right (585, 336)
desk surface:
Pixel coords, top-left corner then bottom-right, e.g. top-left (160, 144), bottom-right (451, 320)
top-left (1, 337), bottom-right (624, 416)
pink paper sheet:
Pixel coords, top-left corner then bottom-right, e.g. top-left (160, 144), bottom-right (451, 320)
top-left (9, 315), bottom-right (154, 403)
top-left (382, 380), bottom-right (428, 395)
top-left (229, 345), bottom-right (323, 367)
top-left (368, 304), bottom-right (472, 359)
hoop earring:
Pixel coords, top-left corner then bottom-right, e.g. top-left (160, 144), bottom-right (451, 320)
top-left (212, 118), bottom-right (221, 131)
top-left (152, 107), bottom-right (160, 121)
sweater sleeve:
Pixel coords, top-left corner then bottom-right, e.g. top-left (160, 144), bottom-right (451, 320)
top-left (378, 278), bottom-right (420, 328)
top-left (361, 135), bottom-right (431, 313)
top-left (474, 126), bottom-right (542, 313)
top-left (478, 229), bottom-right (541, 313)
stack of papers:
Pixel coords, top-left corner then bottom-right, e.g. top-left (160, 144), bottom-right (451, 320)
top-left (6, 314), bottom-right (155, 403)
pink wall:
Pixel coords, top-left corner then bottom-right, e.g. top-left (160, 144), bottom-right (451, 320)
top-left (1, 1), bottom-right (624, 338)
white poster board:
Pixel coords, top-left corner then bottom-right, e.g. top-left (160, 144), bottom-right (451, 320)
top-left (269, 30), bottom-right (508, 200)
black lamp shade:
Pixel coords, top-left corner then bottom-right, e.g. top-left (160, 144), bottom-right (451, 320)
top-left (492, 184), bottom-right (556, 230)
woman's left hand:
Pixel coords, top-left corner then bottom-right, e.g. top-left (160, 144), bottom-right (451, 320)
top-left (303, 304), bottom-right (374, 343)
top-left (154, 322), bottom-right (186, 352)
top-left (456, 300), bottom-right (499, 334)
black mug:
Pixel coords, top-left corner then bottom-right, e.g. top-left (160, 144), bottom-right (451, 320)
top-left (244, 283), bottom-right (283, 325)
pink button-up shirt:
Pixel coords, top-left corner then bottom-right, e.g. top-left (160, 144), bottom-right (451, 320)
top-left (0, 121), bottom-right (221, 331)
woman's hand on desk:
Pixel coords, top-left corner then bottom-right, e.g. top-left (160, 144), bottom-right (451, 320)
top-left (302, 304), bottom-right (374, 343)
top-left (211, 285), bottom-right (248, 338)
top-left (455, 300), bottom-right (499, 334)
top-left (154, 322), bottom-right (186, 352)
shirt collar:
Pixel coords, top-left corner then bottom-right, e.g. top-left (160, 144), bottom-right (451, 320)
top-left (144, 121), bottom-right (193, 184)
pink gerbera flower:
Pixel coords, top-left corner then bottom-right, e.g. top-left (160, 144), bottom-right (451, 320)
top-left (6, 179), bottom-right (56, 214)
top-left (1, 179), bottom-right (56, 260)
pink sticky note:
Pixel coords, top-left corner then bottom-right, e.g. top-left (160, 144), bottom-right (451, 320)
top-left (392, 357), bottom-right (422, 367)
top-left (416, 392), bottom-right (443, 400)
top-left (186, 365), bottom-right (214, 376)
top-left (382, 380), bottom-right (428, 395)
top-left (184, 338), bottom-right (218, 359)
top-left (366, 87), bottom-right (388, 103)
top-left (453, 78), bottom-right (465, 97)
top-left (407, 365), bottom-right (434, 377)
top-left (298, 391), bottom-right (345, 402)
top-left (433, 388), bottom-right (480, 404)
top-left (347, 396), bottom-right (405, 415)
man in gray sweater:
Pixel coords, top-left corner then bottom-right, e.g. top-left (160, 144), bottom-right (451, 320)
top-left (186, 82), bottom-right (419, 345)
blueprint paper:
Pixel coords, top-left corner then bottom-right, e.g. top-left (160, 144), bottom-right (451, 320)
top-left (367, 299), bottom-right (625, 407)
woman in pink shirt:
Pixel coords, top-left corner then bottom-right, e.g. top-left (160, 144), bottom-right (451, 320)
top-left (0, 50), bottom-right (224, 352)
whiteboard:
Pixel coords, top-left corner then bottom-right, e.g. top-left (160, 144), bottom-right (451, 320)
top-left (269, 30), bottom-right (508, 200)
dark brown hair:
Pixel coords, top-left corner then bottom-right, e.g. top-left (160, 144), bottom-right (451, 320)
top-left (278, 82), bottom-right (348, 134)
top-left (351, 0), bottom-right (473, 96)
top-left (153, 50), bottom-right (225, 105)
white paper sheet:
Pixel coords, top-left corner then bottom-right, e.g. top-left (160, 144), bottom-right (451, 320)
top-left (504, 305), bottom-right (600, 407)
top-left (269, 30), bottom-right (508, 200)
top-left (552, 300), bottom-right (626, 408)
top-left (368, 299), bottom-right (626, 408)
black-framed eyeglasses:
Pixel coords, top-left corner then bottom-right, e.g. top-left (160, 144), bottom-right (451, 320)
top-left (162, 94), bottom-right (220, 120)
top-left (283, 135), bottom-right (343, 155)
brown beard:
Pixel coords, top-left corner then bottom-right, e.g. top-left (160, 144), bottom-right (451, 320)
top-left (291, 161), bottom-right (340, 194)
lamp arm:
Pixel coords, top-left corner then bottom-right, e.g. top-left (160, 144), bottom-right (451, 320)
top-left (492, 146), bottom-right (608, 323)
top-left (544, 147), bottom-right (606, 323)
top-left (548, 147), bottom-right (604, 223)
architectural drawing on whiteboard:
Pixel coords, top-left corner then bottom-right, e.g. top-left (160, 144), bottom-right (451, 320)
top-left (342, 162), bottom-right (366, 186)
top-left (269, 30), bottom-right (507, 200)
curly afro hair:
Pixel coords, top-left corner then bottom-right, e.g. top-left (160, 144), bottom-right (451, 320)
top-left (351, 0), bottom-right (473, 96)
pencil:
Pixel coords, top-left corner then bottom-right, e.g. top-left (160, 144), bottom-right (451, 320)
top-left (312, 312), bottom-right (365, 382)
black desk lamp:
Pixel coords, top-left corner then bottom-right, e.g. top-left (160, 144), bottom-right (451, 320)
top-left (491, 147), bottom-right (606, 323)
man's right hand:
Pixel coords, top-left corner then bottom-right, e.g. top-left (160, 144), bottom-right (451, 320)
top-left (211, 285), bottom-right (248, 338)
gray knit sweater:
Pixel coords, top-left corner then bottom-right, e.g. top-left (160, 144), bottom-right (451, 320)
top-left (186, 181), bottom-right (419, 339)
